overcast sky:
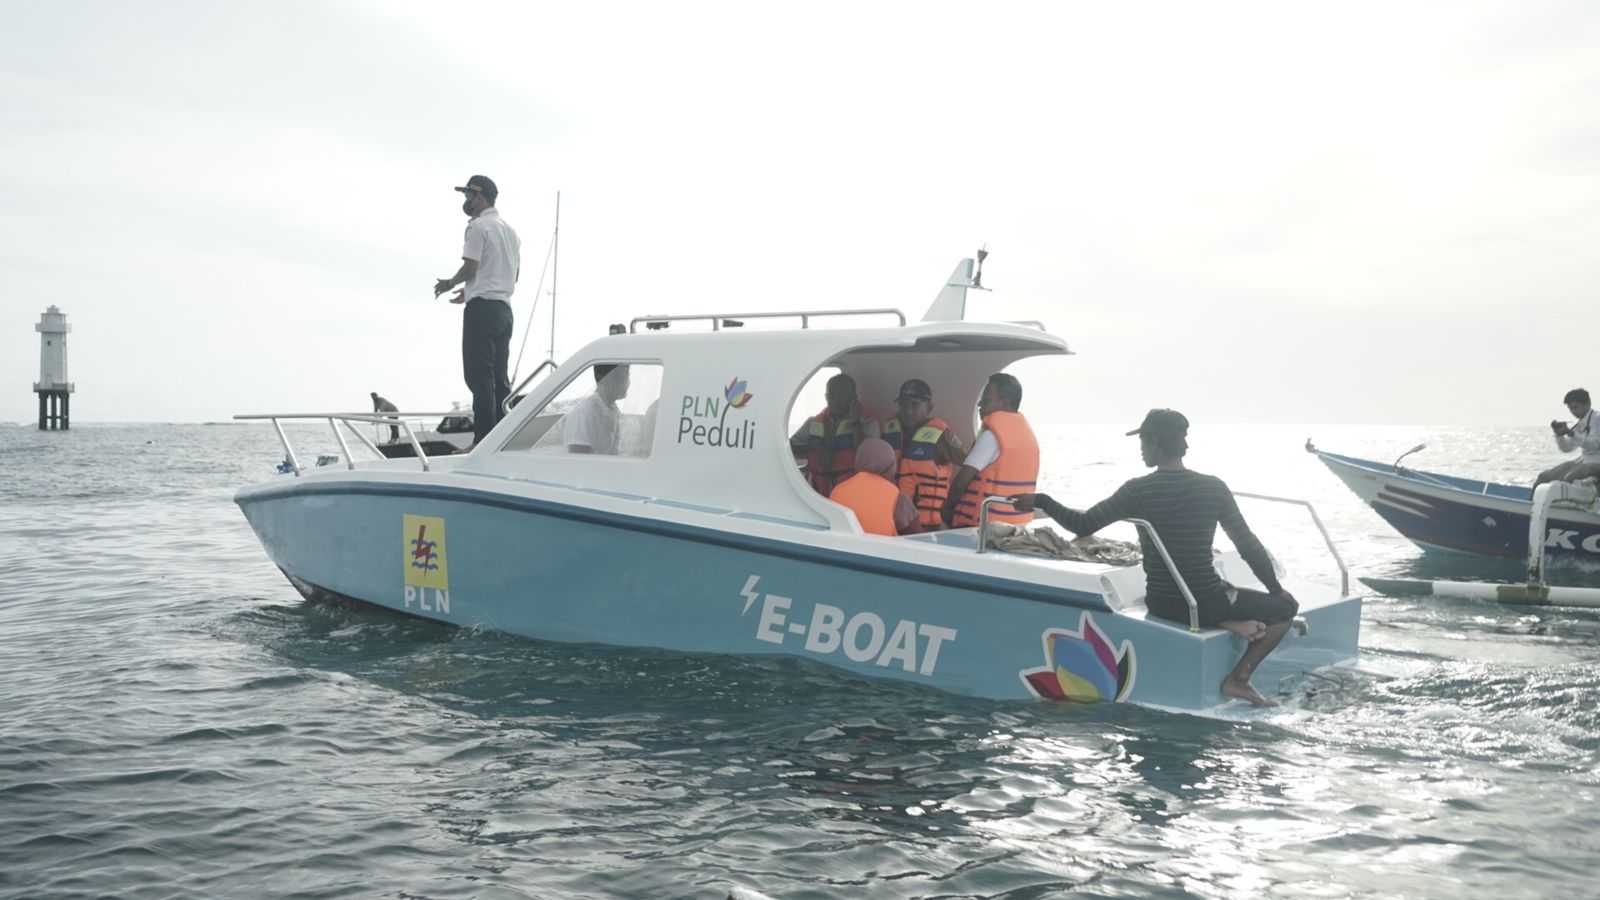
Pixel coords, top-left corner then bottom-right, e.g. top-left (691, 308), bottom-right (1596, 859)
top-left (3, 1), bottom-right (1594, 426)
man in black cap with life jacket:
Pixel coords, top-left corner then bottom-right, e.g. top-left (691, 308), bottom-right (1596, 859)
top-left (882, 378), bottom-right (966, 531)
top-left (433, 174), bottom-right (521, 447)
top-left (1009, 408), bottom-right (1298, 707)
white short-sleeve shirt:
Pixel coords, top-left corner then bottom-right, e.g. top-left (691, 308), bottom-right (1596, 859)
top-left (461, 208), bottom-right (521, 302)
top-left (562, 393), bottom-right (621, 454)
top-left (962, 430), bottom-right (1000, 471)
top-left (1557, 409), bottom-right (1600, 463)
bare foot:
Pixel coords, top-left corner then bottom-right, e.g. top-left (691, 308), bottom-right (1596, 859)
top-left (1221, 619), bottom-right (1267, 641)
top-left (1222, 677), bottom-right (1277, 707)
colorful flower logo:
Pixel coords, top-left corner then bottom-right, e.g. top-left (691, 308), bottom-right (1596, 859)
top-left (1018, 612), bottom-right (1136, 703)
top-left (724, 377), bottom-right (753, 409)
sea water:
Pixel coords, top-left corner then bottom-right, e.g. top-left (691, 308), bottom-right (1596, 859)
top-left (3, 422), bottom-right (1598, 899)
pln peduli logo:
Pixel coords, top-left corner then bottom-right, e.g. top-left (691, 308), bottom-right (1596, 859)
top-left (1019, 612), bottom-right (1135, 702)
top-left (677, 377), bottom-right (756, 449)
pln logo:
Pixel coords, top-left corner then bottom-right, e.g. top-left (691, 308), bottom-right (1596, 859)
top-left (401, 513), bottom-right (451, 615)
top-left (677, 377), bottom-right (756, 450)
top-left (1019, 612), bottom-right (1135, 703)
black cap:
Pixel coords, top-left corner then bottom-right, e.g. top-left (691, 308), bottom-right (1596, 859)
top-left (453, 174), bottom-right (498, 203)
top-left (1126, 408), bottom-right (1189, 441)
top-left (896, 378), bottom-right (933, 403)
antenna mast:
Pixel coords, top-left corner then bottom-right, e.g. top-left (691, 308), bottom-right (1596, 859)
top-left (548, 191), bottom-right (560, 363)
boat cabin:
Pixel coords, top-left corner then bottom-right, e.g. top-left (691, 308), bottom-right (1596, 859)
top-left (451, 316), bottom-right (1069, 534)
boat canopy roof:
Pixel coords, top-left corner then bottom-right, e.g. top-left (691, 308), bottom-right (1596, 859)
top-left (456, 318), bottom-right (1069, 532)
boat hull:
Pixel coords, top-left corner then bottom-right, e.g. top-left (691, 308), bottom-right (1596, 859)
top-left (237, 477), bottom-right (1360, 711)
top-left (1314, 450), bottom-right (1600, 562)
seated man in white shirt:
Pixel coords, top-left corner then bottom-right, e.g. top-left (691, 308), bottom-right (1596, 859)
top-left (562, 364), bottom-right (630, 454)
top-left (1536, 387), bottom-right (1600, 486)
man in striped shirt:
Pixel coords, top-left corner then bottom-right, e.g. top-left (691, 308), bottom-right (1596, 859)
top-left (1011, 409), bottom-right (1298, 706)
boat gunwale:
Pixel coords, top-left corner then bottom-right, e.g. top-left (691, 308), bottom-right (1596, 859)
top-left (1315, 450), bottom-right (1540, 507)
top-left (237, 476), bottom-right (1266, 632)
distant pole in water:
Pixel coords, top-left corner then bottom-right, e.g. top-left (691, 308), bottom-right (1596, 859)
top-left (33, 305), bottom-right (75, 431)
top-left (549, 191), bottom-right (560, 363)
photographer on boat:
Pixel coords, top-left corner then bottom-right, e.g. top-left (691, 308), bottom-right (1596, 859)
top-left (1534, 388), bottom-right (1600, 487)
top-left (1008, 409), bottom-right (1297, 707)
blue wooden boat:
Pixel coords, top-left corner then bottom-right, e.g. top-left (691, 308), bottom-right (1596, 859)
top-left (1310, 444), bottom-right (1600, 562)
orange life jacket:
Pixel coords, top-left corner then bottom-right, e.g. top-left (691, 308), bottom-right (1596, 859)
top-left (801, 409), bottom-right (862, 496)
top-left (954, 410), bottom-right (1039, 527)
top-left (831, 471), bottom-right (900, 536)
top-left (883, 416), bottom-right (952, 530)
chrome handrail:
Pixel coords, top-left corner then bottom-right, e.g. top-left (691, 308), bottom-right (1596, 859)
top-left (270, 418), bottom-right (300, 476)
top-left (629, 308), bottom-right (907, 333)
top-left (235, 413), bottom-right (432, 474)
top-left (327, 417), bottom-right (353, 467)
top-left (1123, 517), bottom-right (1202, 633)
top-left (1232, 492), bottom-right (1349, 598)
top-left (322, 411), bottom-right (467, 417)
top-left (507, 358), bottom-right (558, 413)
top-left (340, 420), bottom-right (383, 459)
top-left (974, 496), bottom-right (1044, 552)
top-left (974, 495), bottom-right (1014, 554)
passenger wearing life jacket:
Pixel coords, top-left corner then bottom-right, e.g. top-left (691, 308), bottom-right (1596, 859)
top-left (830, 438), bottom-right (918, 536)
top-left (881, 378), bottom-right (966, 531)
top-left (942, 372), bottom-right (1040, 528)
top-left (789, 373), bottom-right (880, 496)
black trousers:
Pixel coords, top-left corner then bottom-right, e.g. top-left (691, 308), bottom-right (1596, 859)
top-left (462, 297), bottom-right (513, 444)
top-left (1150, 586), bottom-right (1298, 629)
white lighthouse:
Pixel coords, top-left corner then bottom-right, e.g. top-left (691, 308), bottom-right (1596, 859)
top-left (33, 305), bottom-right (74, 430)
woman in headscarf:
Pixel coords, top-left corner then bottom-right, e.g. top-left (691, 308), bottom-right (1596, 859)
top-left (828, 438), bottom-right (919, 536)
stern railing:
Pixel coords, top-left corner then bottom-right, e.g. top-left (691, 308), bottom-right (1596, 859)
top-left (1232, 492), bottom-right (1349, 598)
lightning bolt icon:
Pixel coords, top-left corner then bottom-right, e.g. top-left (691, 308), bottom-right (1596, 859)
top-left (739, 575), bottom-right (761, 615)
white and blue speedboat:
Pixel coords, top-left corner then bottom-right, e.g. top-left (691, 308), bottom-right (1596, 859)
top-left (236, 260), bottom-right (1362, 712)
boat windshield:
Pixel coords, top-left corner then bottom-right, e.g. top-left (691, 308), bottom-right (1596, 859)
top-left (500, 362), bottom-right (665, 457)
top-left (437, 415), bottom-right (473, 435)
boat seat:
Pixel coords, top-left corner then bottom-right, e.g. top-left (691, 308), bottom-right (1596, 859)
top-left (1097, 565), bottom-right (1147, 613)
top-left (1097, 565), bottom-right (1237, 636)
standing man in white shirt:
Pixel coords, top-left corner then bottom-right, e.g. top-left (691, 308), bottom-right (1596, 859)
top-left (433, 174), bottom-right (521, 447)
top-left (1535, 387), bottom-right (1600, 486)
